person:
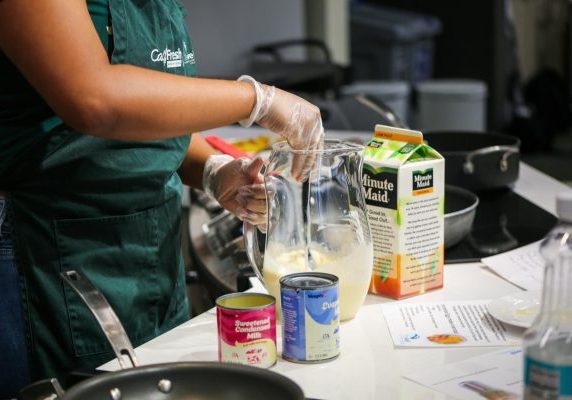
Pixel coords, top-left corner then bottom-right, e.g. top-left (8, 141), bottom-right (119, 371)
top-left (0, 0), bottom-right (324, 396)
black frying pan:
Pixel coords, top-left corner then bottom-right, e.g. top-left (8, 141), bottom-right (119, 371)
top-left (425, 131), bottom-right (520, 191)
top-left (24, 363), bottom-right (303, 400)
top-left (20, 271), bottom-right (304, 400)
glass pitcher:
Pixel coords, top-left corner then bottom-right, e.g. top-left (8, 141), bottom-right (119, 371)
top-left (244, 140), bottom-right (373, 321)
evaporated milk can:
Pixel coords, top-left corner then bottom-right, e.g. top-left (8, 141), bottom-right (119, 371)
top-left (216, 293), bottom-right (277, 368)
top-left (280, 272), bottom-right (340, 363)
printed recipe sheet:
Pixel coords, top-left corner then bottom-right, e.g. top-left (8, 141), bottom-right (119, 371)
top-left (405, 348), bottom-right (523, 399)
top-left (382, 300), bottom-right (522, 347)
top-left (481, 241), bottom-right (544, 292)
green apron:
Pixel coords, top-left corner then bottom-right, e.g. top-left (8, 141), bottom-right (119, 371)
top-left (0, 0), bottom-right (197, 384)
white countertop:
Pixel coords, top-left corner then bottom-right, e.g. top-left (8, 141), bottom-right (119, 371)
top-left (99, 140), bottom-right (572, 399)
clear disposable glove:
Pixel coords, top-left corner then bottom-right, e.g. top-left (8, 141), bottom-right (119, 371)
top-left (238, 76), bottom-right (324, 181)
top-left (202, 154), bottom-right (266, 226)
top-left (238, 75), bottom-right (324, 150)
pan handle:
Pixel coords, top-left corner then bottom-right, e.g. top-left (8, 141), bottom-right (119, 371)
top-left (61, 270), bottom-right (139, 369)
top-left (20, 378), bottom-right (65, 400)
top-left (462, 145), bottom-right (519, 175)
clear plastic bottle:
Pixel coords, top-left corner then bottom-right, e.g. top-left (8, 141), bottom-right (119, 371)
top-left (523, 192), bottom-right (572, 400)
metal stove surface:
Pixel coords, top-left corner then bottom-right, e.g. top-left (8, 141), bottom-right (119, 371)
top-left (445, 187), bottom-right (557, 263)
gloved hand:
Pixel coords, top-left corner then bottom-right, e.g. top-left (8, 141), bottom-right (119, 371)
top-left (238, 75), bottom-right (324, 150)
top-left (202, 154), bottom-right (266, 226)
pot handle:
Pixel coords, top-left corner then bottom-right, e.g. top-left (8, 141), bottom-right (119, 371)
top-left (462, 145), bottom-right (519, 175)
top-left (61, 270), bottom-right (138, 369)
top-left (20, 378), bottom-right (65, 400)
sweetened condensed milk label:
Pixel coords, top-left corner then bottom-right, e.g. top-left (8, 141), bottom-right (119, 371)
top-left (216, 294), bottom-right (277, 368)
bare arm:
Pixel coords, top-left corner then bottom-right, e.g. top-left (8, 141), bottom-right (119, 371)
top-left (178, 133), bottom-right (219, 189)
top-left (0, 0), bottom-right (255, 141)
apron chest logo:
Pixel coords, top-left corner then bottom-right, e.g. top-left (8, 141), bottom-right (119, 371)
top-left (151, 47), bottom-right (183, 68)
top-left (150, 43), bottom-right (195, 68)
top-left (183, 42), bottom-right (195, 65)
top-left (184, 51), bottom-right (195, 65)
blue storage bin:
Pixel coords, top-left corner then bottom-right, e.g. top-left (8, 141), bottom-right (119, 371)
top-left (350, 4), bottom-right (442, 83)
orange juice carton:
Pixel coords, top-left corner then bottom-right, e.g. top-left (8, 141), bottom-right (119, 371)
top-left (364, 124), bottom-right (445, 299)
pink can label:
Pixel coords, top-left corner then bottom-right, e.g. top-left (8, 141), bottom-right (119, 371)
top-left (216, 297), bottom-right (277, 368)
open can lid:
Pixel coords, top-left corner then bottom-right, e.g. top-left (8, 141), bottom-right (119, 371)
top-left (280, 272), bottom-right (338, 289)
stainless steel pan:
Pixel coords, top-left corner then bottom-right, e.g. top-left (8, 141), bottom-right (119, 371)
top-left (21, 270), bottom-right (304, 400)
top-left (444, 185), bottom-right (480, 248)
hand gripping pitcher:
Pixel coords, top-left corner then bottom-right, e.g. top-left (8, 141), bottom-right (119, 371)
top-left (244, 140), bottom-right (373, 321)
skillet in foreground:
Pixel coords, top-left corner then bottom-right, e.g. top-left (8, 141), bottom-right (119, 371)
top-left (21, 271), bottom-right (304, 400)
top-left (63, 362), bottom-right (303, 400)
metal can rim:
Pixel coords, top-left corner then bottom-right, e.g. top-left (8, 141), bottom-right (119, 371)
top-left (282, 352), bottom-right (340, 364)
top-left (279, 272), bottom-right (339, 289)
top-left (215, 292), bottom-right (275, 311)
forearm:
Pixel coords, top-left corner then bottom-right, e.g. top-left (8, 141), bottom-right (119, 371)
top-left (0, 0), bottom-right (256, 142)
top-left (94, 67), bottom-right (256, 140)
top-left (178, 133), bottom-right (219, 189)
top-left (0, 0), bottom-right (320, 146)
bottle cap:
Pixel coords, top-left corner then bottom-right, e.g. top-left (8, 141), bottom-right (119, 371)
top-left (556, 192), bottom-right (572, 222)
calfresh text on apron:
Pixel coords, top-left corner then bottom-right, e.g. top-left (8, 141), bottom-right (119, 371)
top-left (150, 42), bottom-right (195, 68)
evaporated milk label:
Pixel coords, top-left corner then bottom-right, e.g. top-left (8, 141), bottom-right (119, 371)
top-left (282, 287), bottom-right (339, 362)
top-left (525, 357), bottom-right (572, 399)
top-left (217, 306), bottom-right (276, 368)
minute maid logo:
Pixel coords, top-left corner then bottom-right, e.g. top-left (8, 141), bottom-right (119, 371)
top-left (151, 41), bottom-right (195, 69)
top-left (363, 164), bottom-right (398, 209)
top-left (412, 168), bottom-right (434, 196)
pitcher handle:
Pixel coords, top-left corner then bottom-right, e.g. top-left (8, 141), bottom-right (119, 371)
top-left (243, 221), bottom-right (265, 284)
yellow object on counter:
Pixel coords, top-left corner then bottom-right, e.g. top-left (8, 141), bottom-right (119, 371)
top-left (230, 135), bottom-right (272, 153)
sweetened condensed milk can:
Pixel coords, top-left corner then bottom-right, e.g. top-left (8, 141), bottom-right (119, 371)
top-left (216, 293), bottom-right (277, 368)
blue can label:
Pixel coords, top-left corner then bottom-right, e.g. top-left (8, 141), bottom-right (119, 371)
top-left (281, 285), bottom-right (340, 362)
top-left (525, 357), bottom-right (572, 399)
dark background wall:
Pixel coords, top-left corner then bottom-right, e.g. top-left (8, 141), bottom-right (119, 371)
top-left (363, 0), bottom-right (512, 131)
